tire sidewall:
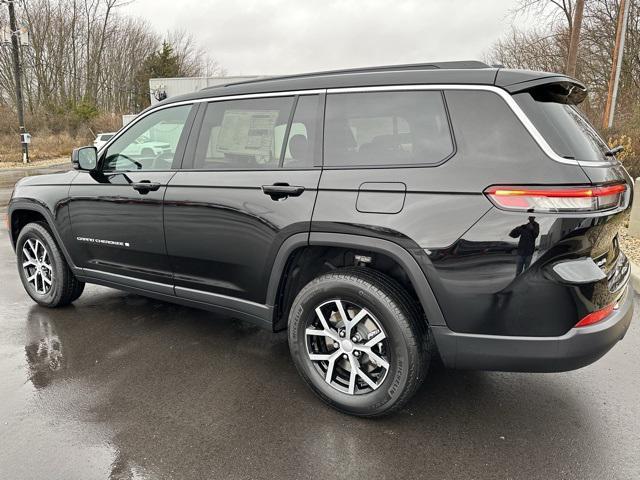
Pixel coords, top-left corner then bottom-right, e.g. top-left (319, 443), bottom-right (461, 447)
top-left (289, 275), bottom-right (413, 416)
top-left (16, 224), bottom-right (66, 306)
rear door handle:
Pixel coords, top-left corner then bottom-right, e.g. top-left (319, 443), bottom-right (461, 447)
top-left (132, 180), bottom-right (161, 194)
top-left (262, 183), bottom-right (305, 200)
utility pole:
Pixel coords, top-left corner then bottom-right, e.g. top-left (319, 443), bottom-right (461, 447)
top-left (3, 0), bottom-right (29, 163)
top-left (602, 0), bottom-right (631, 130)
top-left (566, 0), bottom-right (585, 77)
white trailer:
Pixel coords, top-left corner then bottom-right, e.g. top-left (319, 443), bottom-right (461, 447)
top-left (148, 76), bottom-right (262, 106)
top-left (122, 76), bottom-right (264, 126)
top-left (122, 114), bottom-right (138, 127)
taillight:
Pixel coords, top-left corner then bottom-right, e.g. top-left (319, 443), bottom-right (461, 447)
top-left (484, 183), bottom-right (627, 213)
top-left (575, 303), bottom-right (615, 327)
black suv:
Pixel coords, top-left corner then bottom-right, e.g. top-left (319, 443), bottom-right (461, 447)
top-left (8, 61), bottom-right (634, 416)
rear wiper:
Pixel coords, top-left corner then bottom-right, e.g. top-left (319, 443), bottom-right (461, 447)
top-left (605, 145), bottom-right (624, 157)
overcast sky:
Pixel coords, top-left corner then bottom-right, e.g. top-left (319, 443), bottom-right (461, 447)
top-left (120, 0), bottom-right (522, 76)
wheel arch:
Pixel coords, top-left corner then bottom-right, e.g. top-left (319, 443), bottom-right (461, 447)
top-left (266, 232), bottom-right (446, 331)
top-left (8, 200), bottom-right (78, 272)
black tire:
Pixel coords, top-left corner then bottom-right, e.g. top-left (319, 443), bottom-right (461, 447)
top-left (69, 280), bottom-right (86, 302)
top-left (16, 222), bottom-right (85, 307)
top-left (288, 267), bottom-right (429, 417)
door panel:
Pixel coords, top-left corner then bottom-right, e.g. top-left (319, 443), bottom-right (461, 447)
top-left (69, 170), bottom-right (176, 285)
top-left (164, 170), bottom-right (320, 303)
top-left (68, 104), bottom-right (195, 286)
top-left (164, 94), bottom-right (323, 305)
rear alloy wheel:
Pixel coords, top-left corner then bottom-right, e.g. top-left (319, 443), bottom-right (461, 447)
top-left (288, 268), bottom-right (429, 417)
top-left (16, 222), bottom-right (85, 307)
top-left (306, 299), bottom-right (390, 395)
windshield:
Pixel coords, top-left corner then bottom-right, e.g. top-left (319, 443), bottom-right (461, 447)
top-left (514, 92), bottom-right (613, 163)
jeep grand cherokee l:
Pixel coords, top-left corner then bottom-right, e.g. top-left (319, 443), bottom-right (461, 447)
top-left (7, 61), bottom-right (634, 417)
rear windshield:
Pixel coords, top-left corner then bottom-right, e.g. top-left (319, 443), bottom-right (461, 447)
top-left (514, 92), bottom-right (612, 163)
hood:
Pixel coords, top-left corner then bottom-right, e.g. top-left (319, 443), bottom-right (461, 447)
top-left (15, 169), bottom-right (76, 188)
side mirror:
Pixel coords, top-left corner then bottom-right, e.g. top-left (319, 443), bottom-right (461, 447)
top-left (71, 146), bottom-right (98, 171)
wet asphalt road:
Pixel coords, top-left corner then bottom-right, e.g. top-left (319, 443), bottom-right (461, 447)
top-left (1, 167), bottom-right (639, 480)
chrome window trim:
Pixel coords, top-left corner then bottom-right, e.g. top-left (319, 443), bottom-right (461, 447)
top-left (97, 89), bottom-right (324, 155)
top-left (100, 84), bottom-right (615, 168)
top-left (326, 85), bottom-right (614, 168)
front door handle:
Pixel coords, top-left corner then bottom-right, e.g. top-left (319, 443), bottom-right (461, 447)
top-left (132, 180), bottom-right (161, 194)
top-left (262, 183), bottom-right (305, 200)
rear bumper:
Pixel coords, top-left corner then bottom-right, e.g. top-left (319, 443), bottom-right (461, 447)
top-left (432, 285), bottom-right (634, 372)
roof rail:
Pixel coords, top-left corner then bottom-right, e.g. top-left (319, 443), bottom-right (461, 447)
top-left (202, 60), bottom-right (491, 90)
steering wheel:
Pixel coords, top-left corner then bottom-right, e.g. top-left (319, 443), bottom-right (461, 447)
top-left (151, 151), bottom-right (174, 169)
top-left (105, 154), bottom-right (143, 171)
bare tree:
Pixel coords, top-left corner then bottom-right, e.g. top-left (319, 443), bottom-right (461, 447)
top-left (487, 0), bottom-right (639, 126)
top-left (513, 0), bottom-right (576, 31)
top-left (166, 28), bottom-right (226, 77)
top-left (0, 0), bottom-right (224, 129)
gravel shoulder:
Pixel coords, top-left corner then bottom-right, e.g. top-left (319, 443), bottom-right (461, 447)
top-left (619, 228), bottom-right (640, 265)
top-left (620, 228), bottom-right (640, 292)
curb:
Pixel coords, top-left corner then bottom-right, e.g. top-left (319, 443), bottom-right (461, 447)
top-left (629, 259), bottom-right (640, 294)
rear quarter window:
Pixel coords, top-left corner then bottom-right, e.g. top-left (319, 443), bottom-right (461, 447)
top-left (514, 91), bottom-right (612, 163)
top-left (444, 90), bottom-right (543, 164)
top-left (323, 91), bottom-right (453, 167)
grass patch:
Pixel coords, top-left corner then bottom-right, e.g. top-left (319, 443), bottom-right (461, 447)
top-left (0, 131), bottom-right (90, 164)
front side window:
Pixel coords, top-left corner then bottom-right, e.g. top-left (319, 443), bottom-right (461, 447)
top-left (324, 91), bottom-right (453, 167)
top-left (193, 97), bottom-right (295, 169)
top-left (103, 105), bottom-right (192, 171)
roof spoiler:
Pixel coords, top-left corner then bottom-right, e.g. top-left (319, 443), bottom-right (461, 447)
top-left (495, 71), bottom-right (587, 105)
top-left (526, 80), bottom-right (588, 105)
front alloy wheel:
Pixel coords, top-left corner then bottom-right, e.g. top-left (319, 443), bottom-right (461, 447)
top-left (21, 238), bottom-right (54, 295)
top-left (16, 222), bottom-right (85, 307)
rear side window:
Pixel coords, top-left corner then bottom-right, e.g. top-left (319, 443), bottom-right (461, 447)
top-left (282, 95), bottom-right (320, 168)
top-left (514, 92), bottom-right (612, 163)
top-left (193, 97), bottom-right (294, 169)
top-left (324, 91), bottom-right (453, 167)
